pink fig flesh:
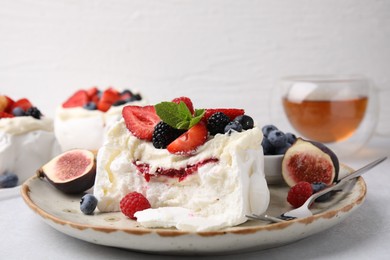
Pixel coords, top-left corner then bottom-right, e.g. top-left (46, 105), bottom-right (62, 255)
top-left (282, 138), bottom-right (339, 187)
top-left (37, 149), bottom-right (96, 194)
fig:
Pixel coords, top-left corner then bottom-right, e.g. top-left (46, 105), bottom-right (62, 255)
top-left (37, 149), bottom-right (96, 194)
top-left (281, 138), bottom-right (339, 187)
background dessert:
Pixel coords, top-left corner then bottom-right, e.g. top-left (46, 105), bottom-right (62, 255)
top-left (0, 95), bottom-right (60, 187)
top-left (54, 87), bottom-right (148, 152)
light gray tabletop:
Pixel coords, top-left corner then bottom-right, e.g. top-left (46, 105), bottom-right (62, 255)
top-left (1, 136), bottom-right (389, 260)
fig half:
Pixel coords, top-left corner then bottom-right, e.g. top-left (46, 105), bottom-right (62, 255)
top-left (37, 149), bottom-right (96, 194)
top-left (282, 138), bottom-right (339, 187)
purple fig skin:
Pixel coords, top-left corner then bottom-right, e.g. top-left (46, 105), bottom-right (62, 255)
top-left (305, 139), bottom-right (340, 178)
top-left (282, 138), bottom-right (339, 187)
top-left (37, 149), bottom-right (96, 194)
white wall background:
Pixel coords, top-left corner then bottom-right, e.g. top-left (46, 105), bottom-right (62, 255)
top-left (1, 0), bottom-right (389, 129)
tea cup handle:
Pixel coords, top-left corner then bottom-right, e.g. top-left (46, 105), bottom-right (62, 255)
top-left (375, 88), bottom-right (390, 137)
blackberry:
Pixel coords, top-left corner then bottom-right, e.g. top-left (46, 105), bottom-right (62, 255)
top-left (152, 121), bottom-right (184, 149)
top-left (207, 112), bottom-right (231, 136)
top-left (112, 100), bottom-right (127, 106)
top-left (25, 107), bottom-right (42, 119)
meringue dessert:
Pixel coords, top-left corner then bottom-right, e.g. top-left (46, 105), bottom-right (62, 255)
top-left (54, 87), bottom-right (147, 152)
top-left (93, 97), bottom-right (270, 232)
top-left (0, 95), bottom-right (60, 187)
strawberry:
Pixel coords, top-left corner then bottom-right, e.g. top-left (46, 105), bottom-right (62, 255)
top-left (202, 108), bottom-right (245, 122)
top-left (0, 111), bottom-right (14, 118)
top-left (172, 96), bottom-right (194, 114)
top-left (122, 105), bottom-right (160, 141)
top-left (97, 88), bottom-right (121, 112)
top-left (86, 87), bottom-right (99, 98)
top-left (287, 181), bottom-right (313, 208)
top-left (167, 122), bottom-right (208, 155)
top-left (63, 90), bottom-right (89, 108)
top-left (10, 98), bottom-right (33, 111)
top-left (0, 95), bottom-right (15, 113)
top-left (120, 192), bottom-right (151, 220)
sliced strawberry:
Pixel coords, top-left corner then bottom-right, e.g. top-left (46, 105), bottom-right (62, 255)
top-left (0, 111), bottom-right (14, 118)
top-left (122, 105), bottom-right (160, 141)
top-left (10, 98), bottom-right (33, 111)
top-left (63, 90), bottom-right (89, 108)
top-left (97, 88), bottom-right (121, 112)
top-left (167, 122), bottom-right (208, 155)
top-left (202, 108), bottom-right (245, 122)
top-left (3, 96), bottom-right (15, 113)
top-left (86, 87), bottom-right (99, 98)
top-left (100, 88), bottom-right (120, 104)
top-left (97, 101), bottom-right (111, 112)
top-left (172, 97), bottom-right (195, 114)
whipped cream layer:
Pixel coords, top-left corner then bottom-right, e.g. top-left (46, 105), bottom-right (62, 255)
top-left (94, 119), bottom-right (270, 232)
top-left (0, 117), bottom-right (60, 184)
top-left (0, 117), bottom-right (53, 135)
top-left (55, 100), bottom-right (147, 152)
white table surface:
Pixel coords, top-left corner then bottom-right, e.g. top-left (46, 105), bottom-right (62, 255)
top-left (1, 136), bottom-right (389, 260)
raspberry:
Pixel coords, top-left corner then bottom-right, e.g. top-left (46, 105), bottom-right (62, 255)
top-left (120, 192), bottom-right (151, 220)
top-left (287, 181), bottom-right (313, 208)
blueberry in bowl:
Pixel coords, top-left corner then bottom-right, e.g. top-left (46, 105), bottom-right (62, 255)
top-left (261, 125), bottom-right (297, 184)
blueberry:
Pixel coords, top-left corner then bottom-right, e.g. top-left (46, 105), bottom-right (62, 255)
top-left (12, 107), bottom-right (26, 117)
top-left (285, 132), bottom-right (297, 144)
top-left (261, 137), bottom-right (275, 155)
top-left (267, 130), bottom-right (287, 148)
top-left (311, 182), bottom-right (333, 202)
top-left (234, 115), bottom-right (254, 130)
top-left (83, 102), bottom-right (97, 110)
top-left (262, 125), bottom-right (278, 137)
top-left (224, 121), bottom-right (243, 134)
top-left (0, 172), bottom-right (19, 188)
top-left (275, 142), bottom-right (291, 155)
top-left (80, 194), bottom-right (98, 215)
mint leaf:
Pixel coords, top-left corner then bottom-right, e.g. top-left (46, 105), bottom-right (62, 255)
top-left (154, 102), bottom-right (205, 130)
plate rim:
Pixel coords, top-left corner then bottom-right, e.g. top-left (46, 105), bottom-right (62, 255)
top-left (21, 173), bottom-right (367, 238)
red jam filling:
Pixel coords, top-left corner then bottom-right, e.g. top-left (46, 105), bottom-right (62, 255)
top-left (133, 158), bottom-right (219, 182)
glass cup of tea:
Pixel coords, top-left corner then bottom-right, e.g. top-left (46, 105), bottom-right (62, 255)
top-left (270, 75), bottom-right (383, 158)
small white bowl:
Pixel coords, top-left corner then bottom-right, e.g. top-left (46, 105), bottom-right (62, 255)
top-left (264, 154), bottom-right (284, 185)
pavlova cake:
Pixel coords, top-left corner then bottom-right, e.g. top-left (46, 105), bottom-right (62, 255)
top-left (54, 87), bottom-right (147, 152)
top-left (93, 97), bottom-right (270, 231)
top-left (0, 95), bottom-right (60, 187)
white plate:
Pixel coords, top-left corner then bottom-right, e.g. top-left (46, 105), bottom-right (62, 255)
top-left (21, 165), bottom-right (366, 255)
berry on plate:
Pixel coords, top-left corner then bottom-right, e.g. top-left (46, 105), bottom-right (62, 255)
top-left (287, 181), bottom-right (313, 208)
top-left (120, 192), bottom-right (151, 220)
top-left (80, 194), bottom-right (98, 215)
top-left (167, 122), bottom-right (208, 155)
top-left (122, 105), bottom-right (160, 141)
